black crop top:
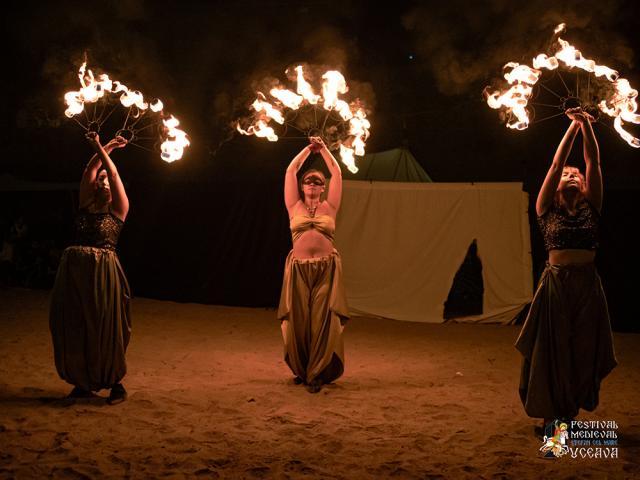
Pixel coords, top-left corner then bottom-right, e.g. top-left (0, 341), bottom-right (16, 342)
top-left (538, 200), bottom-right (599, 251)
top-left (74, 210), bottom-right (124, 251)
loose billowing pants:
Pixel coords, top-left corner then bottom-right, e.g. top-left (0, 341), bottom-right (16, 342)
top-left (515, 262), bottom-right (617, 419)
top-left (277, 250), bottom-right (349, 384)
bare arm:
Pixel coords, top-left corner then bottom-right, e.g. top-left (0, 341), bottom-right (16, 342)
top-left (284, 144), bottom-right (312, 217)
top-left (79, 151), bottom-right (106, 208)
top-left (85, 132), bottom-right (130, 221)
top-left (311, 137), bottom-right (342, 213)
top-left (579, 114), bottom-right (602, 212)
top-left (535, 120), bottom-right (580, 216)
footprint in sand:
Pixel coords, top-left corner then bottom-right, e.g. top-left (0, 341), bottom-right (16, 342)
top-left (109, 454), bottom-right (131, 470)
top-left (53, 432), bottom-right (69, 446)
top-left (245, 465), bottom-right (271, 478)
top-left (207, 458), bottom-right (232, 468)
top-left (322, 440), bottom-right (343, 454)
top-left (284, 459), bottom-right (317, 475)
top-left (165, 436), bottom-right (195, 445)
top-left (366, 462), bottom-right (413, 478)
top-left (129, 396), bottom-right (155, 408)
top-left (51, 467), bottom-right (92, 479)
top-left (194, 467), bottom-right (220, 478)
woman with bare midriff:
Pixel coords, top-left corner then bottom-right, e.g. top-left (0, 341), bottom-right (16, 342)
top-left (516, 108), bottom-right (617, 431)
top-left (277, 137), bottom-right (349, 393)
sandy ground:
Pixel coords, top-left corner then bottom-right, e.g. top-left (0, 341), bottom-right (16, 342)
top-left (0, 288), bottom-right (638, 479)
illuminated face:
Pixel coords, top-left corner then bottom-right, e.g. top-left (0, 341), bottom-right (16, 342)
top-left (301, 172), bottom-right (326, 196)
top-left (558, 167), bottom-right (584, 192)
top-left (95, 170), bottom-right (112, 202)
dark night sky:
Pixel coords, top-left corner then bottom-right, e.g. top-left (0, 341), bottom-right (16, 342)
top-left (4, 0), bottom-right (639, 187)
top-left (2, 0), bottom-right (639, 328)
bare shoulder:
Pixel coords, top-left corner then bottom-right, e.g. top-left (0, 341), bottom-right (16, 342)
top-left (318, 200), bottom-right (337, 218)
top-left (288, 200), bottom-right (304, 219)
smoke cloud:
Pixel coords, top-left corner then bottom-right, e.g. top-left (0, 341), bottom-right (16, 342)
top-left (403, 0), bottom-right (635, 95)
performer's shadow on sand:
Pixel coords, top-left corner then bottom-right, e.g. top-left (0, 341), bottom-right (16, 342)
top-left (0, 387), bottom-right (112, 408)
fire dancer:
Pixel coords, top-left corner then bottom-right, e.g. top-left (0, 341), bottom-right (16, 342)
top-left (515, 108), bottom-right (617, 430)
top-left (49, 132), bottom-right (131, 405)
top-left (278, 136), bottom-right (349, 393)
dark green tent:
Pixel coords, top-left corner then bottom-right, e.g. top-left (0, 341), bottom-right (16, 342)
top-left (344, 147), bottom-right (432, 182)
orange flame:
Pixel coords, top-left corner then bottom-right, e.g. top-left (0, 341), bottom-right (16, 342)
top-left (64, 62), bottom-right (111, 117)
top-left (150, 99), bottom-right (164, 112)
top-left (554, 38), bottom-right (618, 82)
top-left (64, 62), bottom-right (190, 159)
top-left (339, 144), bottom-right (358, 174)
top-left (485, 23), bottom-right (639, 147)
top-left (484, 63), bottom-right (537, 129)
top-left (252, 95), bottom-right (285, 124)
top-left (294, 65), bottom-right (321, 104)
top-left (321, 71), bottom-right (348, 110)
top-left (269, 87), bottom-right (303, 109)
top-left (120, 90), bottom-right (148, 110)
top-left (161, 115), bottom-right (190, 163)
top-left (236, 120), bottom-right (278, 142)
top-left (599, 78), bottom-right (640, 148)
top-left (239, 65), bottom-right (371, 170)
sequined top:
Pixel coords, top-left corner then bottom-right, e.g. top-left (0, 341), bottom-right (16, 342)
top-left (538, 200), bottom-right (599, 251)
top-left (290, 214), bottom-right (335, 243)
top-left (74, 210), bottom-right (124, 251)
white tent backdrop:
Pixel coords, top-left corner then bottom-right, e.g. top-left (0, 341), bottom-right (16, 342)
top-left (334, 181), bottom-right (533, 324)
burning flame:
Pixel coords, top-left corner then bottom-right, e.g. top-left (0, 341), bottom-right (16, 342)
top-left (64, 62), bottom-right (190, 160)
top-left (339, 145), bottom-right (356, 173)
top-left (485, 24), bottom-right (639, 148)
top-left (295, 66), bottom-right (321, 105)
top-left (269, 87), bottom-right (303, 109)
top-left (150, 99), bottom-right (164, 112)
top-left (600, 78), bottom-right (640, 147)
top-left (161, 116), bottom-right (191, 163)
top-left (532, 54), bottom-right (559, 70)
top-left (322, 71), bottom-right (348, 109)
top-left (484, 64), bottom-right (537, 130)
top-left (554, 38), bottom-right (618, 82)
top-left (239, 65), bottom-right (371, 171)
top-left (120, 90), bottom-right (148, 110)
top-left (236, 121), bottom-right (278, 142)
top-left (251, 95), bottom-right (285, 124)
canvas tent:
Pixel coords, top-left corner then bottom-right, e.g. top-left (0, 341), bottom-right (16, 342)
top-left (334, 150), bottom-right (533, 324)
top-left (343, 147), bottom-right (432, 182)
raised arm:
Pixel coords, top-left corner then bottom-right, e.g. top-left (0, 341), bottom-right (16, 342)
top-left (535, 116), bottom-right (581, 216)
top-left (310, 137), bottom-right (342, 212)
top-left (577, 112), bottom-right (602, 212)
top-left (84, 132), bottom-right (130, 221)
top-left (79, 150), bottom-right (107, 209)
top-left (284, 143), bottom-right (312, 217)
